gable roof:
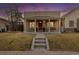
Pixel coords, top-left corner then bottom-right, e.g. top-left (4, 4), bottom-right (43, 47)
top-left (24, 11), bottom-right (61, 19)
top-left (62, 6), bottom-right (79, 17)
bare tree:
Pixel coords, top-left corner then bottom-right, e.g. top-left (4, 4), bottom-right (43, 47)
top-left (6, 7), bottom-right (22, 31)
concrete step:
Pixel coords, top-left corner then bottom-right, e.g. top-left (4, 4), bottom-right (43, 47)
top-left (35, 38), bottom-right (45, 40)
top-left (35, 39), bottom-right (46, 41)
top-left (34, 41), bottom-right (46, 44)
top-left (34, 43), bottom-right (46, 46)
top-left (35, 40), bottom-right (46, 43)
top-left (34, 45), bottom-right (47, 49)
top-left (35, 34), bottom-right (46, 38)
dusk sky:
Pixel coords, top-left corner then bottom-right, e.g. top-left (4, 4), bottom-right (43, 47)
top-left (0, 3), bottom-right (79, 12)
top-left (0, 3), bottom-right (79, 19)
top-left (17, 3), bottom-right (79, 12)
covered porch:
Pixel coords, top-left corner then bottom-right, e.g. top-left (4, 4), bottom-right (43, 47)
top-left (23, 17), bottom-right (64, 33)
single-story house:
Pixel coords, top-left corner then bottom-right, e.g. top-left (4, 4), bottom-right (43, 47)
top-left (0, 17), bottom-right (24, 32)
top-left (23, 11), bottom-right (64, 33)
top-left (63, 7), bottom-right (79, 32)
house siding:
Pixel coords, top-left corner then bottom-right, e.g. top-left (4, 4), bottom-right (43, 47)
top-left (64, 8), bottom-right (79, 32)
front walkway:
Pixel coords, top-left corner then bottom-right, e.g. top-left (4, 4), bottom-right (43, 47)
top-left (0, 51), bottom-right (79, 55)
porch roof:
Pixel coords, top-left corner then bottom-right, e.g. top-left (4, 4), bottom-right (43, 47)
top-left (25, 16), bottom-right (61, 20)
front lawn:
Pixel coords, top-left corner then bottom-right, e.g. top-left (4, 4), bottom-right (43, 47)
top-left (0, 32), bottom-right (35, 51)
top-left (1, 32), bottom-right (79, 51)
top-left (47, 33), bottom-right (79, 51)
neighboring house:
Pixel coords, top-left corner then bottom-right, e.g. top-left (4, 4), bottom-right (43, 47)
top-left (0, 18), bottom-right (9, 32)
top-left (63, 7), bottom-right (79, 32)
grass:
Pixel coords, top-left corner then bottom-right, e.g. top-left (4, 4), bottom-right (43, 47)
top-left (0, 32), bottom-right (35, 51)
top-left (1, 32), bottom-right (79, 51)
top-left (46, 33), bottom-right (79, 51)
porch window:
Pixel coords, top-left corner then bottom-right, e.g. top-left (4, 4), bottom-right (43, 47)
top-left (50, 22), bottom-right (54, 27)
top-left (69, 20), bottom-right (74, 27)
top-left (29, 22), bottom-right (35, 28)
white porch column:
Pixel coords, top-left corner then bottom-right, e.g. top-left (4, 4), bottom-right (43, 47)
top-left (24, 19), bottom-right (27, 33)
top-left (58, 19), bottom-right (61, 33)
top-left (48, 19), bottom-right (50, 32)
top-left (34, 19), bottom-right (36, 32)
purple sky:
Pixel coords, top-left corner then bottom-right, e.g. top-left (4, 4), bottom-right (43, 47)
top-left (0, 3), bottom-right (79, 12)
top-left (0, 3), bottom-right (79, 19)
top-left (17, 3), bottom-right (79, 12)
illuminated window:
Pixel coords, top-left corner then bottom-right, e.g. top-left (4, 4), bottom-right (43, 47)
top-left (30, 22), bottom-right (35, 28)
top-left (50, 22), bottom-right (54, 27)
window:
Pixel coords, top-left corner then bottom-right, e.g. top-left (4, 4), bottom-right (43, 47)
top-left (69, 21), bottom-right (74, 27)
top-left (50, 22), bottom-right (54, 27)
top-left (29, 22), bottom-right (35, 28)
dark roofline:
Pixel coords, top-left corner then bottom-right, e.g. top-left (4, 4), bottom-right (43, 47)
top-left (62, 6), bottom-right (79, 17)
